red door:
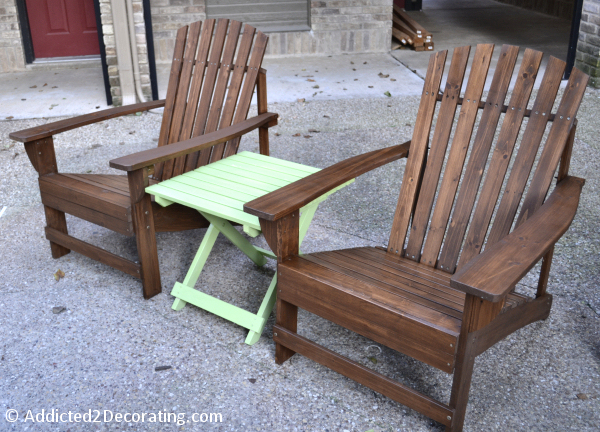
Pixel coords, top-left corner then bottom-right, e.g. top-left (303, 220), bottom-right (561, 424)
top-left (26, 0), bottom-right (100, 58)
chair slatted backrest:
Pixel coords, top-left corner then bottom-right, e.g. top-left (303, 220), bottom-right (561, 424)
top-left (388, 44), bottom-right (589, 274)
top-left (153, 19), bottom-right (268, 182)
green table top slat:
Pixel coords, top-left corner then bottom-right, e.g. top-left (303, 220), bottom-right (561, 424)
top-left (199, 164), bottom-right (292, 188)
top-left (236, 152), bottom-right (320, 174)
top-left (182, 171), bottom-right (275, 197)
top-left (186, 165), bottom-right (284, 191)
top-left (215, 158), bottom-right (308, 183)
top-left (147, 183), bottom-right (260, 228)
top-left (233, 152), bottom-right (321, 177)
top-left (171, 174), bottom-right (260, 203)
top-left (165, 177), bottom-right (251, 209)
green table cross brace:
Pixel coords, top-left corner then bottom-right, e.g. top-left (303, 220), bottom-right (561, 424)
top-left (146, 151), bottom-right (352, 345)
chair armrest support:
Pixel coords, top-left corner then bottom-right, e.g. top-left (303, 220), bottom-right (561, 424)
top-left (109, 112), bottom-right (278, 172)
top-left (9, 100), bottom-right (166, 143)
top-left (244, 141), bottom-right (411, 221)
top-left (451, 176), bottom-right (585, 302)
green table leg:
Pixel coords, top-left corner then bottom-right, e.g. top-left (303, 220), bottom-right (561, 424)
top-left (172, 223), bottom-right (220, 311)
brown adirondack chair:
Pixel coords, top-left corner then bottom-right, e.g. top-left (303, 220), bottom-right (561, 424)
top-left (244, 44), bottom-right (588, 431)
top-left (10, 19), bottom-right (277, 299)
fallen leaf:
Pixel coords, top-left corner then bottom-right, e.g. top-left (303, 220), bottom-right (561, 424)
top-left (312, 85), bottom-right (319, 89)
top-left (308, 129), bottom-right (320, 133)
top-left (302, 75), bottom-right (314, 77)
top-left (576, 393), bottom-right (588, 400)
top-left (306, 78), bottom-right (315, 82)
top-left (378, 73), bottom-right (389, 78)
top-left (363, 61), bottom-right (368, 64)
top-left (312, 92), bottom-right (317, 97)
top-left (352, 68), bottom-right (356, 71)
top-left (303, 135), bottom-right (312, 138)
top-left (390, 78), bottom-right (396, 82)
top-left (384, 91), bottom-right (392, 97)
top-left (52, 306), bottom-right (66, 314)
top-left (5, 116), bottom-right (13, 120)
top-left (274, 133), bottom-right (280, 136)
top-left (52, 86), bottom-right (58, 88)
top-left (368, 86), bottom-right (374, 88)
top-left (155, 365), bottom-right (172, 371)
top-left (350, 61), bottom-right (354, 64)
top-left (90, 144), bottom-right (102, 149)
top-left (293, 133), bottom-right (302, 137)
top-left (248, 378), bottom-right (256, 384)
top-left (368, 356), bottom-right (378, 364)
top-left (21, 98), bottom-right (26, 101)
top-left (30, 85), bottom-right (37, 88)
top-left (323, 115), bottom-right (330, 118)
top-left (343, 88), bottom-right (347, 90)
top-left (43, 83), bottom-right (47, 87)
top-left (354, 79), bottom-right (358, 81)
top-left (12, 153), bottom-right (19, 159)
top-left (405, 123), bottom-right (412, 127)
top-left (129, 131), bottom-right (135, 134)
top-left (95, 106), bottom-right (100, 109)
top-left (297, 98), bottom-right (305, 103)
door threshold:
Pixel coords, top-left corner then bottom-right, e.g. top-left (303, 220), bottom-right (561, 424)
top-left (27, 55), bottom-right (101, 71)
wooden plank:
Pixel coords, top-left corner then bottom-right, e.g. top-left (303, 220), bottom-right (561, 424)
top-left (223, 31), bottom-right (269, 157)
top-left (188, 18), bottom-right (230, 168)
top-left (244, 141), bottom-right (410, 221)
top-left (437, 44), bottom-right (520, 273)
top-left (392, 28), bottom-right (412, 46)
top-left (203, 163), bottom-right (293, 187)
top-left (152, 202), bottom-right (209, 232)
top-left (62, 174), bottom-right (130, 197)
top-left (485, 56), bottom-right (566, 247)
top-left (9, 100), bottom-right (165, 143)
top-left (45, 226), bottom-right (140, 279)
top-left (128, 168), bottom-right (161, 298)
top-left (405, 46), bottom-right (470, 261)
top-left (277, 261), bottom-right (458, 371)
top-left (183, 169), bottom-right (279, 195)
top-left (451, 176), bottom-right (584, 301)
top-left (181, 19), bottom-right (217, 172)
top-left (215, 157), bottom-right (307, 182)
top-left (154, 25), bottom-right (188, 180)
top-left (173, 173), bottom-right (260, 201)
top-left (202, 20), bottom-right (243, 165)
top-left (515, 68), bottom-right (588, 227)
top-left (420, 44), bottom-right (494, 267)
top-left (309, 251), bottom-right (464, 313)
top-left (205, 24), bottom-right (257, 164)
top-left (165, 21), bottom-right (203, 178)
top-left (458, 48), bottom-right (543, 267)
top-left (40, 174), bottom-right (131, 220)
top-left (236, 151), bottom-right (319, 173)
top-left (42, 193), bottom-right (133, 237)
top-left (273, 326), bottom-right (454, 427)
top-left (257, 69), bottom-right (270, 156)
top-left (387, 50), bottom-right (447, 255)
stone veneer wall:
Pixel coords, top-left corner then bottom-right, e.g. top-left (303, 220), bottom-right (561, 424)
top-left (576, 0), bottom-right (600, 87)
top-left (150, 0), bottom-right (393, 63)
top-left (494, 0), bottom-right (575, 20)
top-left (99, 0), bottom-right (152, 106)
top-left (0, 0), bottom-right (25, 72)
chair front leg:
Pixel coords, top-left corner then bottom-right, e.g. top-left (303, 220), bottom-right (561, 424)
top-left (128, 168), bottom-right (161, 299)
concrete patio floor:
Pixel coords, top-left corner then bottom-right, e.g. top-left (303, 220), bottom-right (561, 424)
top-left (1, 1), bottom-right (599, 431)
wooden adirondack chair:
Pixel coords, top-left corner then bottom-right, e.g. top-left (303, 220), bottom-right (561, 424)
top-left (243, 44), bottom-right (588, 431)
top-left (10, 19), bottom-right (277, 299)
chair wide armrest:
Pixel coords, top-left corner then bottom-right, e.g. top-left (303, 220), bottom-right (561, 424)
top-left (244, 141), bottom-right (411, 221)
top-left (109, 112), bottom-right (278, 172)
top-left (451, 176), bottom-right (585, 302)
top-left (9, 100), bottom-right (166, 143)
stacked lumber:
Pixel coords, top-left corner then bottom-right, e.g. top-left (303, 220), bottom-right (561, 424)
top-left (392, 5), bottom-right (433, 52)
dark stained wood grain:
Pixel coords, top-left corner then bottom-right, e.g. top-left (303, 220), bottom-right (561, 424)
top-left (245, 141), bottom-right (410, 221)
top-left (437, 44), bottom-right (520, 273)
top-left (406, 46), bottom-right (470, 260)
top-left (110, 112), bottom-right (277, 172)
top-left (257, 69), bottom-right (270, 156)
top-left (458, 48), bottom-right (543, 267)
top-left (451, 176), bottom-right (584, 301)
top-left (420, 44), bottom-right (494, 267)
top-left (45, 226), bottom-right (140, 278)
top-left (10, 100), bottom-right (166, 143)
top-left (485, 56), bottom-right (566, 248)
top-left (388, 50), bottom-right (447, 255)
top-left (273, 326), bottom-right (454, 427)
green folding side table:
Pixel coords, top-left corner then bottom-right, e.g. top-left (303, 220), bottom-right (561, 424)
top-left (146, 151), bottom-right (352, 345)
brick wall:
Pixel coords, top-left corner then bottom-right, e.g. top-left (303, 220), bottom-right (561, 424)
top-left (494, 0), bottom-right (575, 20)
top-left (0, 0), bottom-right (25, 72)
top-left (150, 0), bottom-right (392, 63)
top-left (99, 0), bottom-right (151, 106)
top-left (576, 0), bottom-right (600, 87)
